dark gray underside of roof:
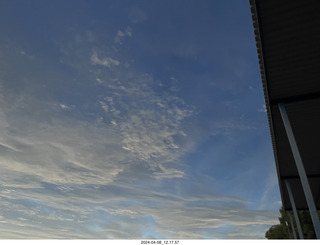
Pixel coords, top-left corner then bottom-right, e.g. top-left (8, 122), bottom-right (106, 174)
top-left (250, 0), bottom-right (320, 210)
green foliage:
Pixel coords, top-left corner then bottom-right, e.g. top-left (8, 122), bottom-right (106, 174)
top-left (265, 207), bottom-right (320, 239)
top-left (265, 224), bottom-right (290, 239)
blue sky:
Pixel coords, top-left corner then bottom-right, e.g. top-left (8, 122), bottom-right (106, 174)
top-left (0, 0), bottom-right (281, 239)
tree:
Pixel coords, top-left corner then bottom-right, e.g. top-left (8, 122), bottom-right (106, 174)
top-left (265, 224), bottom-right (290, 239)
top-left (265, 207), bottom-right (320, 239)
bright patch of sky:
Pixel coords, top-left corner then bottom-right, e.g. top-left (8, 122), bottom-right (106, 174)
top-left (0, 0), bottom-right (281, 239)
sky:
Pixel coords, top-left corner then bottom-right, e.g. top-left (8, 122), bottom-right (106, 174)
top-left (0, 0), bottom-right (282, 239)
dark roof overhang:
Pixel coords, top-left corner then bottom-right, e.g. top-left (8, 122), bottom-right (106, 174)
top-left (250, 0), bottom-right (320, 210)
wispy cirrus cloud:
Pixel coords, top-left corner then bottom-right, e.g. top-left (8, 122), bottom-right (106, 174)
top-left (95, 68), bottom-right (193, 178)
top-left (0, 10), bottom-right (279, 238)
top-left (0, 78), bottom-right (278, 239)
top-left (0, 33), bottom-right (199, 237)
top-left (58, 30), bottom-right (195, 177)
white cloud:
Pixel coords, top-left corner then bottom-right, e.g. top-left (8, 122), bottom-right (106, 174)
top-left (96, 71), bottom-right (193, 179)
top-left (111, 208), bottom-right (137, 217)
top-left (114, 27), bottom-right (132, 44)
top-left (90, 50), bottom-right (120, 67)
top-left (117, 30), bottom-right (125, 37)
top-left (0, 27), bottom-right (278, 239)
top-left (143, 206), bottom-right (277, 239)
top-left (99, 101), bottom-right (109, 112)
top-left (96, 78), bottom-right (103, 84)
top-left (71, 183), bottom-right (278, 239)
top-left (59, 103), bottom-right (69, 110)
top-left (0, 87), bottom-right (129, 187)
top-left (125, 28), bottom-right (132, 38)
top-left (0, 70), bottom-right (197, 237)
top-left (154, 164), bottom-right (184, 179)
top-left (0, 122), bottom-right (126, 185)
top-left (258, 104), bottom-right (267, 113)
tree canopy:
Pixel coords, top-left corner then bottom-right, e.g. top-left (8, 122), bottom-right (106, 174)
top-left (265, 207), bottom-right (320, 239)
